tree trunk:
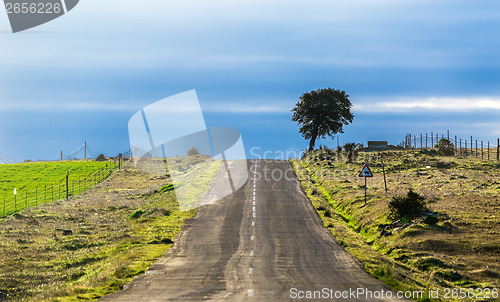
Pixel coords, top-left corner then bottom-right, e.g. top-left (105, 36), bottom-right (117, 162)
top-left (309, 134), bottom-right (317, 151)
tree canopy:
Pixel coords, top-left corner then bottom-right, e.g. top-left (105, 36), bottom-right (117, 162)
top-left (292, 88), bottom-right (354, 151)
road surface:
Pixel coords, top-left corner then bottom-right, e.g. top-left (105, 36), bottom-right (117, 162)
top-left (100, 160), bottom-right (406, 301)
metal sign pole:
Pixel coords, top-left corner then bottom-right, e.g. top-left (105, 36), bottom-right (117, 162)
top-left (364, 177), bottom-right (367, 206)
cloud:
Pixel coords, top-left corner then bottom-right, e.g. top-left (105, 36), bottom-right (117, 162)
top-left (354, 96), bottom-right (500, 113)
top-left (0, 99), bottom-right (292, 114)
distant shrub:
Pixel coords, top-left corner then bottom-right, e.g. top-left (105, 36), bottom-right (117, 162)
top-left (187, 147), bottom-right (199, 156)
top-left (95, 154), bottom-right (106, 161)
top-left (388, 189), bottom-right (427, 220)
top-left (436, 139), bottom-right (455, 156)
top-left (343, 143), bottom-right (357, 163)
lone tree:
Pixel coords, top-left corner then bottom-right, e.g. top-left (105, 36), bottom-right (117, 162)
top-left (292, 88), bottom-right (354, 151)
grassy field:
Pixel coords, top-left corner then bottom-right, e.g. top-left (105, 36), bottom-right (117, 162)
top-left (292, 148), bottom-right (499, 301)
top-left (0, 161), bottom-right (194, 301)
top-left (0, 160), bottom-right (118, 217)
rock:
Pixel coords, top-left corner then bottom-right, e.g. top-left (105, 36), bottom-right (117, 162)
top-left (62, 229), bottom-right (73, 236)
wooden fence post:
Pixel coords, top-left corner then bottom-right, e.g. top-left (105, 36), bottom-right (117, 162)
top-left (420, 134), bottom-right (423, 149)
top-left (460, 139), bottom-right (462, 156)
top-left (497, 138), bottom-right (499, 161)
top-left (447, 130), bottom-right (449, 141)
top-left (476, 140), bottom-right (478, 158)
top-left (481, 141), bottom-right (483, 159)
top-left (66, 171), bottom-right (69, 199)
top-left (431, 132), bottom-right (434, 147)
top-left (471, 136), bottom-right (473, 156)
top-left (488, 142), bottom-right (490, 161)
top-left (455, 135), bottom-right (457, 154)
top-left (3, 196), bottom-right (5, 216)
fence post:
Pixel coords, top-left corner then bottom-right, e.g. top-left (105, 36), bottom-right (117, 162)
top-left (35, 187), bottom-right (37, 206)
top-left (45, 185), bottom-right (47, 202)
top-left (455, 136), bottom-right (457, 154)
top-left (66, 171), bottom-right (69, 199)
top-left (420, 134), bottom-right (423, 149)
top-left (431, 132), bottom-right (433, 147)
top-left (460, 139), bottom-right (462, 156)
top-left (426, 133), bottom-right (428, 148)
top-left (447, 130), bottom-right (449, 141)
top-left (14, 193), bottom-right (16, 212)
top-left (25, 190), bottom-right (27, 209)
top-left (488, 142), bottom-right (490, 161)
top-left (51, 186), bottom-right (53, 202)
top-left (3, 196), bottom-right (5, 216)
top-left (481, 141), bottom-right (483, 159)
top-left (497, 138), bottom-right (499, 161)
top-left (436, 133), bottom-right (438, 145)
top-left (476, 140), bottom-right (478, 158)
top-left (414, 135), bottom-right (416, 148)
top-left (471, 136), bottom-right (473, 156)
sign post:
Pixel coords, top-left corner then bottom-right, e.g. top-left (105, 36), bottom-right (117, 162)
top-left (358, 164), bottom-right (373, 205)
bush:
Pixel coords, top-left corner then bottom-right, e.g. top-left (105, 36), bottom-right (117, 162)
top-left (343, 143), bottom-right (357, 163)
top-left (187, 147), bottom-right (199, 156)
top-left (95, 154), bottom-right (106, 161)
top-left (435, 139), bottom-right (455, 156)
top-left (388, 189), bottom-right (427, 220)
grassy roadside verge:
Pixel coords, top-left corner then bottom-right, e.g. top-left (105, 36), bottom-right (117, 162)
top-left (291, 149), bottom-right (499, 302)
top-left (0, 163), bottom-right (194, 301)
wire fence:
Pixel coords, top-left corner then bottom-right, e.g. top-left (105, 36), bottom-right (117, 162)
top-left (1, 149), bottom-right (132, 218)
top-left (404, 131), bottom-right (500, 161)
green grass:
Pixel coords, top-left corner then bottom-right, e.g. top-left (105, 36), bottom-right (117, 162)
top-left (0, 162), bottom-right (194, 301)
top-left (0, 160), bottom-right (118, 217)
top-left (292, 148), bottom-right (500, 302)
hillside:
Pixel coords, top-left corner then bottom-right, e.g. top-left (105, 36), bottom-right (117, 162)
top-left (0, 161), bottom-right (193, 301)
top-left (292, 148), bottom-right (499, 301)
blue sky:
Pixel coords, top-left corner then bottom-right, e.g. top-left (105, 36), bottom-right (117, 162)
top-left (1, 0), bottom-right (500, 161)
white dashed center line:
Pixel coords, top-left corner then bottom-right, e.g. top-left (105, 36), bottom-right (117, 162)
top-left (246, 160), bottom-right (258, 298)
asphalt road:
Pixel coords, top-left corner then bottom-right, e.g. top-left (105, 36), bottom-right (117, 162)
top-left (100, 160), bottom-right (407, 302)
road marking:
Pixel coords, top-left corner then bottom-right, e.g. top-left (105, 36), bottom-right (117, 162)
top-left (250, 250), bottom-right (254, 256)
top-left (253, 212), bottom-right (256, 218)
top-left (248, 267), bottom-right (253, 275)
top-left (253, 201), bottom-right (255, 206)
top-left (253, 206), bottom-right (256, 212)
top-left (251, 235), bottom-right (255, 240)
top-left (247, 289), bottom-right (254, 297)
top-left (252, 221), bottom-right (255, 226)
